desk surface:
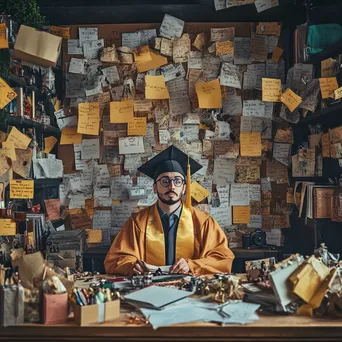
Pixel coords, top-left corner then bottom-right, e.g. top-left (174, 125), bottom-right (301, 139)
top-left (1, 313), bottom-right (342, 341)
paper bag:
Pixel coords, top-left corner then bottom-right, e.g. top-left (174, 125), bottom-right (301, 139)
top-left (42, 293), bottom-right (68, 324)
top-left (0, 284), bottom-right (25, 327)
top-left (14, 25), bottom-right (62, 68)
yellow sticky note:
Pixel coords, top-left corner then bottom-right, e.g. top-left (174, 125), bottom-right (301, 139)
top-left (240, 132), bottom-right (262, 157)
top-left (196, 79), bottom-right (222, 109)
top-left (60, 127), bottom-right (82, 145)
top-left (50, 25), bottom-right (70, 39)
top-left (191, 181), bottom-right (210, 203)
top-left (10, 180), bottom-right (34, 199)
top-left (44, 136), bottom-right (58, 153)
top-left (86, 229), bottom-right (103, 243)
top-left (54, 99), bottom-right (61, 111)
top-left (262, 78), bottom-right (282, 102)
top-left (320, 77), bottom-right (338, 99)
top-left (136, 51), bottom-right (168, 73)
top-left (271, 47), bottom-right (283, 62)
top-left (134, 45), bottom-right (152, 63)
top-left (233, 206), bottom-right (251, 224)
top-left (0, 77), bottom-right (17, 109)
top-left (1, 141), bottom-right (16, 160)
top-left (281, 88), bottom-right (302, 112)
top-left (334, 86), bottom-right (342, 100)
top-left (7, 127), bottom-right (31, 149)
top-left (0, 23), bottom-right (8, 49)
top-left (77, 102), bottom-right (100, 135)
top-left (0, 219), bottom-right (16, 236)
top-left (145, 75), bottom-right (170, 100)
top-left (110, 100), bottom-right (134, 123)
top-left (127, 117), bottom-right (147, 136)
top-left (216, 41), bottom-right (234, 56)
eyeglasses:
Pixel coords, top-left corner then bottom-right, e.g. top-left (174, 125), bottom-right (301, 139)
top-left (155, 176), bottom-right (185, 187)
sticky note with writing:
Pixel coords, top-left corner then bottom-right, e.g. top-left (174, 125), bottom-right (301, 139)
top-left (50, 26), bottom-right (71, 39)
top-left (0, 23), bottom-right (8, 49)
top-left (191, 181), bottom-right (210, 203)
top-left (0, 219), bottom-right (16, 236)
top-left (60, 127), bottom-right (82, 145)
top-left (110, 100), bottom-right (134, 123)
top-left (262, 78), bottom-right (282, 102)
top-left (7, 127), bottom-right (31, 149)
top-left (10, 180), bottom-right (34, 199)
top-left (240, 132), bottom-right (262, 157)
top-left (133, 45), bottom-right (152, 63)
top-left (320, 77), bottom-right (338, 99)
top-left (281, 88), bottom-right (302, 112)
top-left (0, 77), bottom-right (17, 109)
top-left (216, 41), bottom-right (234, 56)
top-left (145, 75), bottom-right (170, 99)
top-left (44, 136), bottom-right (58, 153)
top-left (77, 102), bottom-right (100, 135)
top-left (196, 79), bottom-right (222, 108)
top-left (127, 117), bottom-right (147, 136)
top-left (271, 47), bottom-right (283, 62)
top-left (233, 206), bottom-right (251, 224)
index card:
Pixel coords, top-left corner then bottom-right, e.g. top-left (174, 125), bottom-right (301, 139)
top-left (159, 14), bottom-right (184, 39)
top-left (119, 136), bottom-right (145, 154)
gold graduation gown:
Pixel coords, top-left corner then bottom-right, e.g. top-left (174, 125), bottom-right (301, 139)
top-left (104, 203), bottom-right (235, 276)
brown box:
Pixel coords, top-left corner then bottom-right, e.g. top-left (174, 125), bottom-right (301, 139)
top-left (314, 188), bottom-right (335, 219)
top-left (42, 293), bottom-right (68, 325)
top-left (14, 25), bottom-right (62, 68)
top-left (73, 300), bottom-right (120, 326)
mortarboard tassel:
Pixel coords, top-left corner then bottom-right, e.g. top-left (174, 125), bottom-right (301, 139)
top-left (185, 155), bottom-right (192, 208)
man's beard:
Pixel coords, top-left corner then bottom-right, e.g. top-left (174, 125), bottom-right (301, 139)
top-left (157, 191), bottom-right (182, 205)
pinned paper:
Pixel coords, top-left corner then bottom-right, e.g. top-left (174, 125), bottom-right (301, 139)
top-left (44, 136), bottom-right (58, 153)
top-left (321, 58), bottom-right (337, 78)
top-left (196, 79), bottom-right (222, 108)
top-left (44, 198), bottom-right (60, 221)
top-left (0, 23), bottom-right (8, 49)
top-left (271, 47), bottom-right (283, 62)
top-left (86, 229), bottom-right (103, 243)
top-left (50, 26), bottom-right (71, 39)
top-left (191, 181), bottom-right (210, 203)
top-left (110, 100), bottom-right (134, 123)
top-left (7, 127), bottom-right (31, 150)
top-left (262, 78), bottom-right (282, 102)
top-left (256, 22), bottom-right (281, 36)
top-left (0, 219), bottom-right (16, 236)
top-left (136, 51), bottom-right (168, 73)
top-left (60, 127), bottom-right (82, 145)
top-left (12, 148), bottom-right (33, 178)
top-left (77, 102), bottom-right (100, 135)
top-left (145, 75), bottom-right (170, 99)
top-left (10, 180), bottom-right (34, 199)
top-left (127, 117), bottom-right (147, 136)
top-left (320, 77), bottom-right (338, 99)
top-left (216, 41), bottom-right (234, 56)
top-left (281, 88), bottom-right (302, 112)
top-left (240, 132), bottom-right (262, 157)
top-left (1, 141), bottom-right (16, 160)
top-left (233, 206), bottom-right (251, 224)
top-left (334, 86), bottom-right (342, 100)
top-left (133, 45), bottom-right (152, 63)
top-left (0, 77), bottom-right (17, 109)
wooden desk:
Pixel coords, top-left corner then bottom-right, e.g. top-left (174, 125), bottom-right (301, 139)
top-left (1, 313), bottom-right (342, 341)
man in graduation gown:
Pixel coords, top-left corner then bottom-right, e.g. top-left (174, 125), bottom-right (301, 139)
top-left (104, 145), bottom-right (235, 276)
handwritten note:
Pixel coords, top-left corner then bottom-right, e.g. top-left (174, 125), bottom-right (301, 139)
top-left (251, 35), bottom-right (268, 62)
top-left (86, 229), bottom-right (103, 243)
top-left (240, 132), bottom-right (262, 157)
top-left (44, 136), bottom-right (58, 154)
top-left (231, 184), bottom-right (249, 206)
top-left (211, 27), bottom-right (235, 42)
top-left (320, 77), bottom-right (338, 99)
top-left (173, 34), bottom-right (190, 63)
top-left (159, 14), bottom-right (184, 39)
top-left (190, 181), bottom-right (210, 203)
top-left (233, 206), bottom-right (250, 224)
top-left (110, 100), bottom-right (134, 123)
top-left (68, 39), bottom-right (83, 54)
top-left (213, 159), bottom-right (236, 185)
top-left (281, 88), bottom-right (302, 112)
top-left (262, 78), bottom-right (282, 102)
top-left (220, 62), bottom-right (242, 89)
top-left (7, 127), bottom-right (31, 149)
top-left (193, 32), bottom-right (206, 51)
top-left (0, 219), bottom-right (16, 236)
top-left (12, 148), bottom-right (32, 178)
top-left (128, 117), bottom-right (147, 136)
top-left (93, 210), bottom-right (112, 230)
top-left (79, 27), bottom-right (98, 46)
top-left (256, 22), bottom-right (281, 36)
top-left (216, 40), bottom-right (234, 56)
top-left (234, 37), bottom-right (251, 64)
top-left (0, 23), bottom-right (8, 49)
top-left (119, 136), bottom-right (145, 154)
top-left (145, 75), bottom-right (169, 99)
top-left (273, 142), bottom-right (291, 166)
top-left (242, 100), bottom-right (266, 117)
top-left (196, 79), bottom-right (222, 108)
top-left (255, 0), bottom-right (279, 14)
top-left (69, 58), bottom-right (85, 74)
top-left (44, 199), bottom-right (60, 221)
top-left (334, 86), bottom-right (342, 100)
top-left (10, 180), bottom-right (34, 199)
top-left (77, 102), bottom-right (100, 135)
top-left (134, 99), bottom-right (153, 112)
top-left (60, 127), bottom-right (82, 145)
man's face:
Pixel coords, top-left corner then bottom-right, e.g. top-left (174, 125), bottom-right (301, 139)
top-left (153, 172), bottom-right (185, 205)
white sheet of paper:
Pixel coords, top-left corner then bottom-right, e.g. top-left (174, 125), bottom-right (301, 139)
top-left (230, 183), bottom-right (249, 205)
top-left (69, 58), bottom-right (85, 74)
top-left (220, 62), bottom-right (242, 89)
top-left (255, 0), bottom-right (279, 13)
top-left (93, 210), bottom-right (112, 230)
top-left (57, 115), bottom-right (77, 130)
top-left (249, 184), bottom-right (261, 201)
top-left (188, 51), bottom-right (202, 69)
top-left (159, 14), bottom-right (184, 39)
top-left (111, 200), bottom-right (136, 227)
top-left (214, 0), bottom-right (226, 10)
top-left (79, 27), bottom-right (98, 46)
top-left (248, 215), bottom-right (262, 229)
top-left (216, 185), bottom-right (230, 206)
top-left (119, 137), bottom-right (145, 155)
top-left (266, 229), bottom-right (282, 246)
top-left (68, 195), bottom-right (86, 210)
top-left (210, 205), bottom-right (232, 228)
top-left (222, 95), bottom-right (242, 115)
top-left (95, 164), bottom-right (110, 186)
top-left (81, 139), bottom-right (100, 160)
top-left (213, 159), bottom-right (236, 185)
top-left (161, 63), bottom-right (185, 82)
top-left (110, 176), bottom-right (133, 200)
top-left (273, 143), bottom-right (291, 166)
top-left (159, 130), bottom-right (171, 144)
top-left (101, 66), bottom-right (120, 86)
top-left (35, 159), bottom-right (63, 179)
top-left (242, 100), bottom-right (266, 117)
top-left (68, 39), bottom-right (83, 55)
top-left (234, 37), bottom-right (251, 64)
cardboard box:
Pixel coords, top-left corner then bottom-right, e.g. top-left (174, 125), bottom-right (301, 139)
top-left (14, 25), bottom-right (62, 68)
top-left (73, 300), bottom-right (120, 326)
top-left (42, 293), bottom-right (68, 324)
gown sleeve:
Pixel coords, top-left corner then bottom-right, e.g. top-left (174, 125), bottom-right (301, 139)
top-left (186, 216), bottom-right (235, 276)
top-left (104, 217), bottom-right (142, 276)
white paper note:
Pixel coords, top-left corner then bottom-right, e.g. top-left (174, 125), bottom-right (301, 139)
top-left (213, 159), bottom-right (236, 185)
top-left (81, 139), bottom-right (100, 160)
top-left (68, 39), bottom-right (83, 55)
top-left (230, 183), bottom-right (249, 205)
top-left (159, 14), bottom-right (184, 39)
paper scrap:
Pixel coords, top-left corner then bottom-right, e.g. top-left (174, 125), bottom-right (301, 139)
top-left (240, 132), bottom-right (261, 157)
top-left (191, 181), bottom-right (210, 203)
top-left (145, 75), bottom-right (170, 99)
top-left (0, 77), bottom-right (17, 109)
top-left (7, 127), bottom-right (31, 149)
top-left (281, 88), bottom-right (302, 112)
top-left (10, 180), bottom-right (34, 199)
top-left (119, 136), bottom-right (145, 154)
top-left (127, 117), bottom-right (147, 136)
top-left (110, 100), bottom-right (134, 123)
top-left (216, 40), bottom-right (234, 56)
top-left (44, 136), bottom-right (58, 154)
top-left (262, 78), bottom-right (282, 102)
top-left (136, 51), bottom-right (168, 73)
top-left (320, 77), bottom-right (338, 99)
top-left (0, 219), bottom-right (16, 236)
top-left (196, 79), bottom-right (222, 108)
top-left (159, 14), bottom-right (184, 39)
top-left (77, 102), bottom-right (100, 135)
top-left (60, 127), bottom-right (82, 145)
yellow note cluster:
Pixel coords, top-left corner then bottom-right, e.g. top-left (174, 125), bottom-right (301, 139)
top-left (10, 180), bottom-right (34, 199)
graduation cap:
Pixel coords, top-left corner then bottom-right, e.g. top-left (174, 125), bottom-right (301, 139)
top-left (137, 145), bottom-right (203, 181)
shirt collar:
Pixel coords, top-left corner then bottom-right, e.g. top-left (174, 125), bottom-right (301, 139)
top-left (157, 202), bottom-right (182, 219)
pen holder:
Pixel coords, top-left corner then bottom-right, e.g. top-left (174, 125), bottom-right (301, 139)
top-left (42, 292), bottom-right (69, 324)
top-left (0, 284), bottom-right (25, 327)
top-left (72, 300), bottom-right (120, 326)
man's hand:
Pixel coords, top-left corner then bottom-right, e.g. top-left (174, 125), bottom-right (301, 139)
top-left (170, 258), bottom-right (189, 274)
top-left (132, 260), bottom-right (147, 275)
